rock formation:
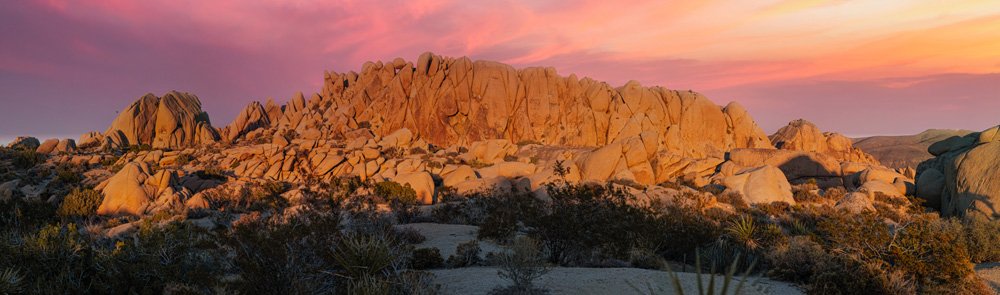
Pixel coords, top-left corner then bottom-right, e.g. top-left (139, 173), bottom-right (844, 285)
top-left (95, 162), bottom-right (192, 216)
top-left (6, 136), bottom-right (39, 150)
top-left (224, 52), bottom-right (773, 160)
top-left (915, 125), bottom-right (1000, 219)
top-left (104, 91), bottom-right (219, 149)
top-left (770, 119), bottom-right (879, 165)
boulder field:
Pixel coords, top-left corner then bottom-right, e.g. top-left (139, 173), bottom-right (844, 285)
top-left (7, 53), bottom-right (933, 217)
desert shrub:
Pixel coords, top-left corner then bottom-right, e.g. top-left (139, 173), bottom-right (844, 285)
top-left (398, 270), bottom-right (441, 294)
top-left (375, 181), bottom-right (420, 223)
top-left (963, 214), bottom-right (1000, 263)
top-left (9, 148), bottom-right (43, 169)
top-left (765, 236), bottom-right (826, 282)
top-left (397, 227), bottom-right (426, 244)
top-left (332, 231), bottom-right (410, 293)
top-left (54, 164), bottom-right (82, 184)
top-left (174, 154), bottom-right (193, 166)
top-left (375, 181), bottom-right (417, 204)
top-left (792, 189), bottom-right (821, 203)
top-left (409, 147), bottom-right (427, 155)
top-left (503, 155), bottom-right (519, 162)
top-left (57, 188), bottom-right (102, 218)
top-left (527, 183), bottom-right (716, 266)
top-left (814, 212), bottom-right (987, 293)
top-left (226, 211), bottom-right (342, 294)
top-left (754, 201), bottom-right (791, 217)
top-left (629, 248), bottom-right (666, 270)
top-left (447, 240), bottom-right (482, 267)
top-left (824, 186), bottom-right (848, 200)
top-left (0, 199), bottom-right (57, 230)
top-left (715, 190), bottom-right (748, 208)
top-left (477, 191), bottom-right (543, 243)
top-left (195, 166), bottom-right (227, 181)
top-left (490, 237), bottom-right (549, 294)
top-left (410, 248), bottom-right (444, 270)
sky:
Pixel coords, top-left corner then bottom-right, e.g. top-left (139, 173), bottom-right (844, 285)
top-left (2, 0), bottom-right (1000, 142)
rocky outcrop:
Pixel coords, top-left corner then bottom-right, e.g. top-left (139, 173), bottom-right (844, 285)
top-left (915, 125), bottom-right (1000, 219)
top-left (223, 101), bottom-right (271, 143)
top-left (36, 138), bottom-right (76, 154)
top-left (95, 162), bottom-right (192, 216)
top-left (721, 165), bottom-right (795, 205)
top-left (770, 119), bottom-right (879, 165)
top-left (6, 136), bottom-right (39, 150)
top-left (294, 52), bottom-right (773, 159)
top-left (104, 91), bottom-right (219, 149)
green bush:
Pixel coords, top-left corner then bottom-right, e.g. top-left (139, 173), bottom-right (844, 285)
top-left (57, 188), bottom-right (102, 218)
top-left (410, 248), bottom-right (444, 270)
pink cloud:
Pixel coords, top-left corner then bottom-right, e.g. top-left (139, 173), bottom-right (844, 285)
top-left (1, 0), bottom-right (999, 138)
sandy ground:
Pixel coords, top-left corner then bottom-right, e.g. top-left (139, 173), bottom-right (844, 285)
top-left (398, 223), bottom-right (803, 294)
top-left (977, 263), bottom-right (1000, 294)
top-left (431, 267), bottom-right (803, 295)
top-left (396, 223), bottom-right (504, 258)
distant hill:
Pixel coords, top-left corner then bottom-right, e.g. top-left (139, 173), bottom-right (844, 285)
top-left (853, 129), bottom-right (974, 169)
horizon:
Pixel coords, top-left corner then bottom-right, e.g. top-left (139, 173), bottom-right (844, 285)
top-left (3, 0), bottom-right (1000, 139)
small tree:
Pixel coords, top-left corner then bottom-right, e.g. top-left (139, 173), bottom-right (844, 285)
top-left (491, 237), bottom-right (550, 294)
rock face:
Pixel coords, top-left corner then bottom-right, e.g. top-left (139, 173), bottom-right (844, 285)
top-left (96, 162), bottom-right (192, 216)
top-left (854, 129), bottom-right (974, 169)
top-left (104, 91), bottom-right (219, 149)
top-left (721, 165), bottom-right (795, 205)
top-left (294, 52), bottom-right (773, 159)
top-left (770, 119), bottom-right (879, 165)
top-left (915, 125), bottom-right (1000, 219)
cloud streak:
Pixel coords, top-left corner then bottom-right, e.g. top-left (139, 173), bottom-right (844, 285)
top-left (1, 0), bottom-right (999, 137)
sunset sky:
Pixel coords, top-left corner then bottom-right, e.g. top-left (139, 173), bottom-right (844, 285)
top-left (2, 0), bottom-right (999, 141)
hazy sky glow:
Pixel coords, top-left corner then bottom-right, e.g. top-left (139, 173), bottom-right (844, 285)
top-left (2, 0), bottom-right (1000, 139)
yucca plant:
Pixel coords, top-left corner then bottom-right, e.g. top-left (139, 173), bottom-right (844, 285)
top-left (0, 268), bottom-right (24, 294)
top-left (670, 255), bottom-right (756, 295)
top-left (727, 216), bottom-right (758, 250)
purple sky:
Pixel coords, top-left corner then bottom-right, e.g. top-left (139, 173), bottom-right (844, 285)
top-left (2, 0), bottom-right (999, 141)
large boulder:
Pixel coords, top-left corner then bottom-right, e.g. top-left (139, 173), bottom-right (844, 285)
top-left (104, 91), bottom-right (219, 149)
top-left (96, 163), bottom-right (155, 216)
top-left (96, 162), bottom-right (191, 216)
top-left (36, 138), bottom-right (59, 154)
top-left (916, 125), bottom-right (1000, 219)
top-left (721, 165), bottom-right (795, 205)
